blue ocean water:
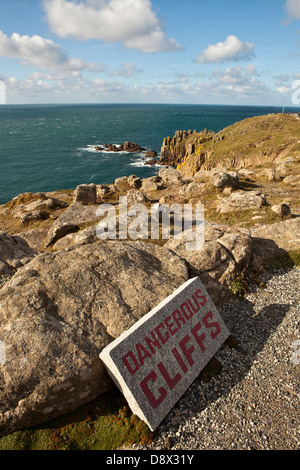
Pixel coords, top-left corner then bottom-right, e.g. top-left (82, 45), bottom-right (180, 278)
top-left (0, 103), bottom-right (299, 205)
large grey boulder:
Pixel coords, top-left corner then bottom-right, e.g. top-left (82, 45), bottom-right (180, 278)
top-left (0, 240), bottom-right (188, 436)
top-left (165, 223), bottom-right (252, 304)
top-left (179, 182), bottom-right (206, 199)
top-left (159, 168), bottom-right (182, 184)
top-left (217, 190), bottom-right (267, 213)
top-left (210, 170), bottom-right (239, 188)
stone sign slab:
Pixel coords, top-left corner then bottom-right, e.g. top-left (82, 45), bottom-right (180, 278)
top-left (99, 277), bottom-right (230, 431)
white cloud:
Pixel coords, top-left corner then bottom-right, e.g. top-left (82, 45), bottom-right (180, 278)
top-left (3, 64), bottom-right (286, 105)
top-left (277, 86), bottom-right (290, 94)
top-left (273, 74), bottom-right (290, 86)
top-left (195, 35), bottom-right (254, 64)
top-left (213, 65), bottom-right (257, 84)
top-left (43, 0), bottom-right (180, 52)
top-left (285, 0), bottom-right (300, 19)
top-left (0, 30), bottom-right (100, 71)
top-left (209, 65), bottom-right (269, 99)
top-left (110, 62), bottom-right (142, 77)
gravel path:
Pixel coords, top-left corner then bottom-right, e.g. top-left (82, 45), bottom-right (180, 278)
top-left (130, 267), bottom-right (300, 450)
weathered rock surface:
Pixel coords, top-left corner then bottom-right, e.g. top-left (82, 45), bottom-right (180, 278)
top-left (0, 240), bottom-right (189, 436)
top-left (12, 196), bottom-right (68, 224)
top-left (164, 223), bottom-right (252, 305)
top-left (179, 182), bottom-right (207, 199)
top-left (210, 170), bottom-right (239, 188)
top-left (15, 228), bottom-right (50, 251)
top-left (74, 184), bottom-right (97, 204)
top-left (126, 189), bottom-right (149, 205)
top-left (251, 217), bottom-right (300, 251)
top-left (159, 168), bottom-right (182, 184)
top-left (46, 202), bottom-right (97, 246)
top-left (0, 231), bottom-right (38, 286)
top-left (141, 177), bottom-right (164, 192)
top-left (217, 190), bottom-right (267, 213)
top-left (127, 175), bottom-right (142, 189)
top-left (282, 175), bottom-right (300, 187)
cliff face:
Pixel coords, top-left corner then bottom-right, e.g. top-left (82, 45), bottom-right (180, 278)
top-left (159, 113), bottom-right (300, 177)
top-left (160, 128), bottom-right (215, 169)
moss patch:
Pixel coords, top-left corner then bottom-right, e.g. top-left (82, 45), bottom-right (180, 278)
top-left (0, 389), bottom-right (153, 450)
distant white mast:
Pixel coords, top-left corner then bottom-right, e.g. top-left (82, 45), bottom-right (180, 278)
top-left (282, 106), bottom-right (285, 114)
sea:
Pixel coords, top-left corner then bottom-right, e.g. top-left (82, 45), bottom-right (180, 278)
top-left (1, 103), bottom-right (299, 205)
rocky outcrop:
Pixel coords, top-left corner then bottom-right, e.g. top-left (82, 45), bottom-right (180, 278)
top-left (160, 129), bottom-right (214, 168)
top-left (45, 202), bottom-right (97, 246)
top-left (74, 183), bottom-right (97, 204)
top-left (161, 113), bottom-right (300, 178)
top-left (141, 176), bottom-right (164, 192)
top-left (0, 231), bottom-right (38, 286)
top-left (0, 240), bottom-right (188, 436)
top-left (96, 142), bottom-right (146, 153)
top-left (216, 190), bottom-right (267, 213)
top-left (11, 195), bottom-right (68, 225)
top-left (158, 168), bottom-right (182, 184)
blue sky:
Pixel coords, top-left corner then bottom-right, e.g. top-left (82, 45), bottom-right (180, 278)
top-left (1, 0), bottom-right (300, 104)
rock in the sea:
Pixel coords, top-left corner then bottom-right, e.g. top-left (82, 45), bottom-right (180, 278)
top-left (144, 150), bottom-right (157, 159)
top-left (217, 190), bottom-right (267, 213)
top-left (97, 142), bottom-right (145, 153)
top-left (0, 240), bottom-right (188, 436)
top-left (74, 183), bottom-right (96, 204)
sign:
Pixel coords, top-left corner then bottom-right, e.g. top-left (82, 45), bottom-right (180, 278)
top-left (100, 277), bottom-right (230, 431)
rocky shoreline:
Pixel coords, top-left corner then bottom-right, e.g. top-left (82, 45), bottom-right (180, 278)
top-left (0, 113), bottom-right (299, 445)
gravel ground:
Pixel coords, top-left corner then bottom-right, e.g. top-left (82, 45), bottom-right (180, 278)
top-left (129, 266), bottom-right (300, 451)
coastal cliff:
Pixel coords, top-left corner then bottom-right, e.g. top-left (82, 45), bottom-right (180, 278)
top-left (160, 128), bottom-right (214, 168)
top-left (160, 113), bottom-right (300, 178)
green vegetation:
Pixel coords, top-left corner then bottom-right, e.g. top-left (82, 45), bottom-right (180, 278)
top-left (230, 271), bottom-right (248, 299)
top-left (0, 389), bottom-right (153, 450)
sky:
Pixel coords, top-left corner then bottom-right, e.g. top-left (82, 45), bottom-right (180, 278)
top-left (1, 0), bottom-right (300, 105)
